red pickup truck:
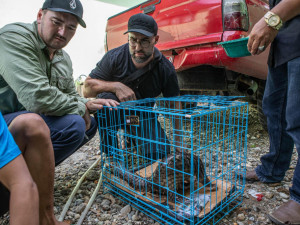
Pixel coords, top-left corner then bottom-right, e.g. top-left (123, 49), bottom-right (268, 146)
top-left (104, 0), bottom-right (269, 124)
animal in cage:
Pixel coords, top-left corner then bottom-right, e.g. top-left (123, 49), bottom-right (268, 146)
top-left (111, 148), bottom-right (216, 203)
top-left (99, 95), bottom-right (248, 224)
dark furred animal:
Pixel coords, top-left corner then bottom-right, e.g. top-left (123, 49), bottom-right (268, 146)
top-left (111, 150), bottom-right (214, 202)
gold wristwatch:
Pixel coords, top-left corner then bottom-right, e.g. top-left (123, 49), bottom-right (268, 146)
top-left (264, 11), bottom-right (283, 30)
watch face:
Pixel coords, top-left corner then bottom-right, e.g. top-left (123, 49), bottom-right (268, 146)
top-left (269, 15), bottom-right (280, 26)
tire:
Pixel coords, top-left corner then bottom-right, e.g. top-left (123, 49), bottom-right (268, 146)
top-left (257, 80), bottom-right (268, 131)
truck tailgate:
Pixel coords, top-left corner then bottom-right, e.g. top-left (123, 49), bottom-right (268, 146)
top-left (106, 0), bottom-right (223, 51)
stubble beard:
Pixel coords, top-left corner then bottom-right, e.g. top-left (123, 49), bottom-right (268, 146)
top-left (130, 50), bottom-right (152, 64)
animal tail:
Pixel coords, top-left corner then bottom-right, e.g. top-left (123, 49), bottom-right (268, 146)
top-left (111, 162), bottom-right (147, 191)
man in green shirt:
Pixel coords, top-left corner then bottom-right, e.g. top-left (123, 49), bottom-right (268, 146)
top-left (0, 0), bottom-right (118, 224)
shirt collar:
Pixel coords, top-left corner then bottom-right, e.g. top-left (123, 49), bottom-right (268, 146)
top-left (153, 47), bottom-right (162, 61)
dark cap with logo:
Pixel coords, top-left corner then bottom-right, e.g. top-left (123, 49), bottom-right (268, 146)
top-left (124, 13), bottom-right (158, 37)
top-left (42, 0), bottom-right (86, 28)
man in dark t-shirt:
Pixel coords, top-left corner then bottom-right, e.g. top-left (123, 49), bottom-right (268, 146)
top-left (246, 0), bottom-right (300, 223)
top-left (84, 13), bottom-right (180, 159)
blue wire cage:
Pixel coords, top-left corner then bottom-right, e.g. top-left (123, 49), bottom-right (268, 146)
top-left (97, 95), bottom-right (248, 225)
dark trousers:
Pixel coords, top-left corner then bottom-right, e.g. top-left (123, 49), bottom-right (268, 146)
top-left (256, 57), bottom-right (300, 203)
top-left (0, 111), bottom-right (98, 215)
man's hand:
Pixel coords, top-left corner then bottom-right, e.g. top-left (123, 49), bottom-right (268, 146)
top-left (86, 99), bottom-right (119, 112)
top-left (83, 99), bottom-right (119, 130)
top-left (247, 17), bottom-right (278, 55)
top-left (114, 82), bottom-right (136, 102)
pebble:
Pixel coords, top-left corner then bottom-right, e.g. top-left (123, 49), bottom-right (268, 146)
top-left (101, 199), bottom-right (111, 207)
top-left (237, 213), bottom-right (245, 221)
top-left (75, 203), bottom-right (86, 213)
top-left (99, 214), bottom-right (112, 221)
top-left (258, 216), bottom-right (266, 221)
top-left (120, 205), bottom-right (131, 216)
top-left (132, 215), bottom-right (139, 221)
top-left (75, 199), bottom-right (84, 206)
top-left (128, 211), bottom-right (135, 220)
top-left (265, 192), bottom-right (274, 199)
top-left (252, 206), bottom-right (260, 212)
top-left (249, 216), bottom-right (255, 221)
top-left (279, 192), bottom-right (289, 199)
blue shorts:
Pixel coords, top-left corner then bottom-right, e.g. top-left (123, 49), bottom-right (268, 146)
top-left (0, 111), bottom-right (21, 169)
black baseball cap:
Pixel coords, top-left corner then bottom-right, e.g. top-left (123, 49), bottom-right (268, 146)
top-left (124, 13), bottom-right (158, 37)
top-left (42, 0), bottom-right (86, 28)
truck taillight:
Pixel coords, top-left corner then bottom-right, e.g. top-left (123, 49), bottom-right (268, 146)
top-left (223, 0), bottom-right (249, 31)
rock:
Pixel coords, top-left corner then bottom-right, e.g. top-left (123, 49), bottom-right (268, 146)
top-left (120, 205), bottom-right (131, 215)
top-left (60, 188), bottom-right (71, 195)
top-left (132, 215), bottom-right (139, 221)
top-left (96, 198), bottom-right (103, 203)
top-left (249, 216), bottom-right (255, 221)
top-left (258, 216), bottom-right (266, 221)
top-left (86, 169), bottom-right (99, 181)
top-left (265, 192), bottom-right (274, 199)
top-left (279, 192), bottom-right (289, 199)
top-left (102, 204), bottom-right (111, 211)
top-left (75, 203), bottom-right (86, 213)
top-left (99, 214), bottom-right (112, 221)
top-left (110, 208), bottom-right (117, 213)
top-left (128, 211), bottom-right (135, 220)
top-left (237, 213), bottom-right (245, 221)
top-left (75, 199), bottom-right (84, 206)
top-left (67, 211), bottom-right (75, 217)
top-left (101, 199), bottom-right (111, 207)
top-left (252, 206), bottom-right (260, 212)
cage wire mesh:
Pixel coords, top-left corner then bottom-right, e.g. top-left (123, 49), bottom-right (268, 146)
top-left (97, 95), bottom-right (248, 225)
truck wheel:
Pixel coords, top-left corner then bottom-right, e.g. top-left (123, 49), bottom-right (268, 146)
top-left (257, 80), bottom-right (268, 131)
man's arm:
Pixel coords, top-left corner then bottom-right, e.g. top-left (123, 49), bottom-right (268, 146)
top-left (84, 76), bottom-right (136, 102)
top-left (248, 0), bottom-right (300, 55)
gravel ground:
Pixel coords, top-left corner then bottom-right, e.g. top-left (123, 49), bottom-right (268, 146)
top-left (0, 104), bottom-right (298, 225)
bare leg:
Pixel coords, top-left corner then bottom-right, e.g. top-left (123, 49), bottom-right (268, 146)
top-left (8, 113), bottom-right (68, 225)
top-left (0, 155), bottom-right (39, 225)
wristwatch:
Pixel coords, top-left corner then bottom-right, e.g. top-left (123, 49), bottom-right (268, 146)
top-left (264, 11), bottom-right (283, 30)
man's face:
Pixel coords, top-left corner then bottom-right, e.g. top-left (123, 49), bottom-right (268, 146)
top-left (128, 32), bottom-right (158, 64)
top-left (37, 9), bottom-right (78, 51)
